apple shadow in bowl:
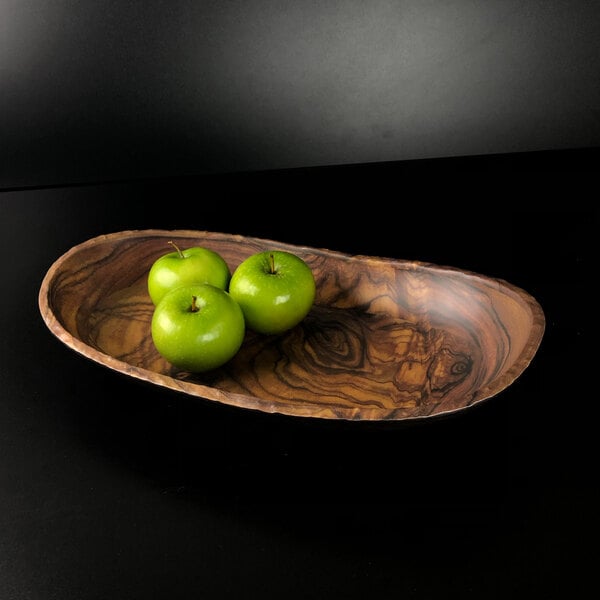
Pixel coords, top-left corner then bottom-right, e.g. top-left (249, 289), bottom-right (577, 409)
top-left (39, 229), bottom-right (545, 422)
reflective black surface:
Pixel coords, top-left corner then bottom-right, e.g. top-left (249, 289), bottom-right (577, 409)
top-left (1, 151), bottom-right (596, 599)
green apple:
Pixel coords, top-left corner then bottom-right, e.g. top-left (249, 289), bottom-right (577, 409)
top-left (151, 283), bottom-right (245, 372)
top-left (147, 241), bottom-right (231, 306)
top-left (228, 250), bottom-right (316, 335)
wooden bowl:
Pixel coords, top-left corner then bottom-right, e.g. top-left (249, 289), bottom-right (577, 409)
top-left (38, 230), bottom-right (545, 422)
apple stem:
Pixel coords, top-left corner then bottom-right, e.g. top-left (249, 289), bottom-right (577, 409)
top-left (190, 295), bottom-right (200, 313)
top-left (268, 252), bottom-right (276, 274)
top-left (168, 240), bottom-right (184, 259)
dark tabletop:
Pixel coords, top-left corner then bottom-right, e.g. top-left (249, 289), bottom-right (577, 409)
top-left (0, 150), bottom-right (597, 599)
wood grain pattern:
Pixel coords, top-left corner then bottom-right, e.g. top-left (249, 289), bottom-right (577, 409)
top-left (38, 230), bottom-right (545, 421)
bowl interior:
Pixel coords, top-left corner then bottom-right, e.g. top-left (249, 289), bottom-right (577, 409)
top-left (40, 230), bottom-right (545, 420)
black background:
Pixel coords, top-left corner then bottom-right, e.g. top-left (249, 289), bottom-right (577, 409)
top-left (1, 1), bottom-right (598, 599)
top-left (2, 0), bottom-right (600, 190)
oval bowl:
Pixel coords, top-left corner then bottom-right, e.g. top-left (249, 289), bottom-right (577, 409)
top-left (38, 229), bottom-right (545, 422)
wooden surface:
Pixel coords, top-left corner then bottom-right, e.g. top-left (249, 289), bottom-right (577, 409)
top-left (38, 229), bottom-right (545, 421)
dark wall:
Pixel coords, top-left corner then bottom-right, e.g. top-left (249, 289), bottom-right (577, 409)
top-left (2, 0), bottom-right (600, 189)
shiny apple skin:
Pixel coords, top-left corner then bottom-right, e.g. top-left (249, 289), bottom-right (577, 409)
top-left (229, 250), bottom-right (316, 335)
top-left (147, 245), bottom-right (231, 306)
top-left (151, 284), bottom-right (245, 372)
